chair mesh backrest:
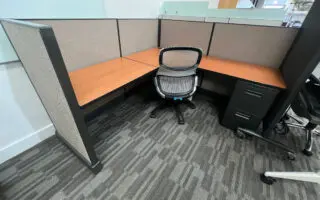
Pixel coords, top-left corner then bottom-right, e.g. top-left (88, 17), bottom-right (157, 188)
top-left (160, 47), bottom-right (202, 69)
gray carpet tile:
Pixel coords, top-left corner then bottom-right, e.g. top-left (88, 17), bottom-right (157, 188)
top-left (1, 94), bottom-right (320, 200)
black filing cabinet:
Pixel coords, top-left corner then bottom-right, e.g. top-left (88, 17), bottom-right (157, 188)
top-left (222, 80), bottom-right (279, 131)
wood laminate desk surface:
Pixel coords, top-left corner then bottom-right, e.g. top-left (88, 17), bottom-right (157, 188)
top-left (69, 58), bottom-right (155, 106)
top-left (200, 57), bottom-right (286, 89)
top-left (124, 48), bottom-right (160, 67)
top-left (125, 48), bottom-right (286, 89)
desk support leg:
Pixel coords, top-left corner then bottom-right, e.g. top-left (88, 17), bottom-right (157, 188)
top-left (237, 127), bottom-right (296, 160)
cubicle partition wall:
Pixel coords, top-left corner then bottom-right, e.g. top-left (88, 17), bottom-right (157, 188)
top-left (118, 19), bottom-right (158, 56)
top-left (1, 19), bottom-right (102, 173)
top-left (160, 20), bottom-right (213, 54)
top-left (31, 19), bottom-right (128, 113)
top-left (31, 19), bottom-right (120, 72)
top-left (159, 20), bottom-right (298, 94)
top-left (209, 23), bottom-right (298, 68)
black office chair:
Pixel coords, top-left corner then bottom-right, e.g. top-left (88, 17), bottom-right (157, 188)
top-left (261, 75), bottom-right (320, 185)
top-left (150, 47), bottom-right (202, 124)
top-left (275, 74), bottom-right (320, 156)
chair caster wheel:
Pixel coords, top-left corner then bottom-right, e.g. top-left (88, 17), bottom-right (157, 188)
top-left (234, 129), bottom-right (246, 139)
top-left (302, 149), bottom-right (313, 156)
top-left (150, 113), bottom-right (156, 118)
top-left (178, 120), bottom-right (185, 125)
top-left (260, 174), bottom-right (276, 185)
top-left (287, 152), bottom-right (296, 161)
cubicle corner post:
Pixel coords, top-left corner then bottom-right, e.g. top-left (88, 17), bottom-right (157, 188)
top-left (39, 27), bottom-right (102, 174)
top-left (206, 23), bottom-right (215, 56)
top-left (116, 19), bottom-right (123, 57)
top-left (158, 19), bottom-right (161, 48)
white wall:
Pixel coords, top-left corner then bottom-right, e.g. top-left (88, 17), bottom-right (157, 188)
top-left (208, 0), bottom-right (219, 8)
top-left (0, 25), bottom-right (18, 63)
top-left (0, 62), bottom-right (55, 164)
top-left (104, 0), bottom-right (163, 18)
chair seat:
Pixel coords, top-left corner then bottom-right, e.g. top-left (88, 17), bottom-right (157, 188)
top-left (158, 76), bottom-right (195, 97)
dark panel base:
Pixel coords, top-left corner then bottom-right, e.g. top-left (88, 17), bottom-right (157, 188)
top-left (55, 132), bottom-right (103, 174)
top-left (89, 160), bottom-right (103, 174)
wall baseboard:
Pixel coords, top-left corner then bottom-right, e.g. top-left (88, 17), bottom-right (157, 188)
top-left (0, 60), bottom-right (20, 66)
top-left (0, 124), bottom-right (55, 164)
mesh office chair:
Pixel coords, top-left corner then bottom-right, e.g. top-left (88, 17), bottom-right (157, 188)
top-left (261, 74), bottom-right (320, 185)
top-left (150, 47), bottom-right (202, 124)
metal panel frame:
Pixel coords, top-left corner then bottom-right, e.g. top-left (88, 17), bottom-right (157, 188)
top-left (116, 19), bottom-right (122, 57)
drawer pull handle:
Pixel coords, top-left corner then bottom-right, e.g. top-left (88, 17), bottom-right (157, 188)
top-left (245, 89), bottom-right (262, 98)
top-left (235, 112), bottom-right (251, 120)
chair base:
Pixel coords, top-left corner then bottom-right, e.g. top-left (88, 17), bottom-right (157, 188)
top-left (260, 173), bottom-right (276, 185)
top-left (302, 149), bottom-right (313, 156)
top-left (184, 100), bottom-right (196, 109)
top-left (150, 99), bottom-right (195, 124)
top-left (173, 103), bottom-right (185, 124)
top-left (150, 101), bottom-right (167, 119)
top-left (277, 113), bottom-right (317, 157)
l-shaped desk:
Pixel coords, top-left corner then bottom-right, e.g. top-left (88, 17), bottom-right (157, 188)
top-left (70, 48), bottom-right (286, 131)
top-left (70, 48), bottom-right (286, 107)
top-left (124, 48), bottom-right (286, 88)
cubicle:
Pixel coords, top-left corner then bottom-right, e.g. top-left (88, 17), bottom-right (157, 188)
top-left (159, 19), bottom-right (297, 93)
top-left (1, 17), bottom-right (299, 173)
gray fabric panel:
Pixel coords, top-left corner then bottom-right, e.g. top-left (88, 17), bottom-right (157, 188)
top-left (209, 23), bottom-right (298, 68)
top-left (161, 20), bottom-right (213, 54)
top-left (162, 50), bottom-right (199, 68)
top-left (119, 19), bottom-right (158, 56)
top-left (159, 76), bottom-right (194, 94)
top-left (32, 20), bottom-right (120, 72)
top-left (2, 20), bottom-right (91, 163)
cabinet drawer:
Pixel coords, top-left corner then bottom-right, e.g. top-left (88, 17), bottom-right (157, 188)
top-left (221, 108), bottom-right (261, 131)
top-left (230, 80), bottom-right (279, 117)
